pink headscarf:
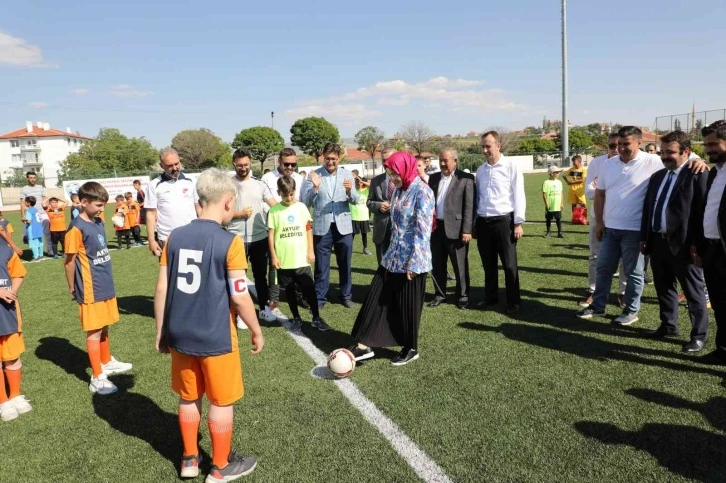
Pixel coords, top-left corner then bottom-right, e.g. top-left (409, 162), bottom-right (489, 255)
top-left (384, 152), bottom-right (420, 190)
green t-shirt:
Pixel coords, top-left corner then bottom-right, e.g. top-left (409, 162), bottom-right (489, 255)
top-left (349, 187), bottom-right (370, 221)
top-left (542, 179), bottom-right (563, 212)
top-left (267, 201), bottom-right (312, 270)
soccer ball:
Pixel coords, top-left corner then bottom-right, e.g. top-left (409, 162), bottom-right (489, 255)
top-left (327, 349), bottom-right (356, 378)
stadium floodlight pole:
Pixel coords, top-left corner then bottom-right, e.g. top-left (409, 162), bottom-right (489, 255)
top-left (561, 0), bottom-right (569, 166)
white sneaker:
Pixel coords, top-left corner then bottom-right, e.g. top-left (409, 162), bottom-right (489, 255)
top-left (236, 315), bottom-right (248, 330)
top-left (0, 401), bottom-right (19, 421)
top-left (270, 306), bottom-right (288, 321)
top-left (89, 373), bottom-right (118, 395)
top-left (258, 308), bottom-right (277, 323)
top-left (10, 395), bottom-right (32, 415)
top-left (102, 356), bottom-right (133, 375)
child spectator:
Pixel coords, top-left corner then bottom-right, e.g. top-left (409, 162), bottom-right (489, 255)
top-left (64, 182), bottom-right (132, 396)
top-left (23, 197), bottom-right (44, 261)
top-left (350, 170), bottom-right (371, 255)
top-left (43, 197), bottom-right (67, 259)
top-left (70, 193), bottom-right (82, 220)
top-left (112, 195), bottom-right (131, 249)
top-left (133, 180), bottom-right (146, 226)
top-left (124, 192), bottom-right (143, 246)
top-left (154, 168), bottom-right (262, 480)
top-left (543, 166), bottom-right (564, 238)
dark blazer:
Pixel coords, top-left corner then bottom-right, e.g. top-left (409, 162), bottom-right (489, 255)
top-left (429, 169), bottom-right (476, 240)
top-left (694, 167), bottom-right (726, 255)
top-left (366, 173), bottom-right (392, 245)
top-left (640, 167), bottom-right (708, 257)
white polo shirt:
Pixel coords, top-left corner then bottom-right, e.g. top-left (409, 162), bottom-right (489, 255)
top-left (598, 152), bottom-right (664, 231)
top-left (145, 172), bottom-right (198, 241)
top-left (260, 169), bottom-right (303, 202)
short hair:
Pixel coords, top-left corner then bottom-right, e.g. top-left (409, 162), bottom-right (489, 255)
top-left (572, 155), bottom-right (582, 163)
top-left (322, 142), bottom-right (342, 157)
top-left (279, 147), bottom-right (296, 159)
top-left (299, 170), bottom-right (307, 176)
top-left (78, 182), bottom-right (109, 203)
top-left (277, 175), bottom-right (296, 195)
top-left (423, 156), bottom-right (431, 161)
top-left (660, 131), bottom-right (691, 154)
top-left (702, 120), bottom-right (726, 141)
top-left (26, 171), bottom-right (36, 178)
top-left (124, 191), bottom-right (133, 197)
top-left (440, 148), bottom-right (458, 160)
top-left (481, 131), bottom-right (501, 143)
top-left (71, 192), bottom-right (79, 199)
top-left (132, 179), bottom-right (141, 185)
top-left (25, 196), bottom-right (36, 206)
top-left (115, 195), bottom-right (125, 201)
top-left (617, 126), bottom-right (642, 140)
top-left (381, 147), bottom-right (396, 158)
top-left (415, 155), bottom-right (424, 161)
top-left (49, 197), bottom-right (59, 203)
top-left (645, 143), bottom-right (657, 150)
top-left (233, 148), bottom-right (252, 162)
top-left (352, 169), bottom-right (359, 175)
top-left (608, 132), bottom-right (619, 141)
top-left (159, 147), bottom-right (179, 163)
top-left (195, 168), bottom-right (237, 207)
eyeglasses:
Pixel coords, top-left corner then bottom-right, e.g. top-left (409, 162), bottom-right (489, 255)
top-left (283, 162), bottom-right (297, 168)
top-left (608, 144), bottom-right (618, 149)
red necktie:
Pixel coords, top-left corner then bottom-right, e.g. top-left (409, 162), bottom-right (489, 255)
top-left (387, 179), bottom-right (395, 199)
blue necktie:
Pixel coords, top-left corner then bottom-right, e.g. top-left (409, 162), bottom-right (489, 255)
top-left (653, 171), bottom-right (674, 233)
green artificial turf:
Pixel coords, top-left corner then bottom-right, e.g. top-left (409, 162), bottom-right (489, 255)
top-left (2, 175), bottom-right (724, 483)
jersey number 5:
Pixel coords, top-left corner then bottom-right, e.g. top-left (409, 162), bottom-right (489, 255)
top-left (177, 249), bottom-right (202, 294)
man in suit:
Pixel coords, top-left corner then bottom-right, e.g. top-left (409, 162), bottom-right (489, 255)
top-left (428, 148), bottom-right (475, 309)
top-left (639, 131), bottom-right (709, 352)
top-left (695, 120), bottom-right (726, 364)
top-left (301, 142), bottom-right (359, 309)
top-left (366, 147), bottom-right (396, 265)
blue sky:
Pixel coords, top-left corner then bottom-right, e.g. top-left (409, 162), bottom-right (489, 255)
top-left (2, 0), bottom-right (724, 147)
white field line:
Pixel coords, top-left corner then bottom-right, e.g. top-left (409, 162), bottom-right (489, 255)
top-left (284, 327), bottom-right (453, 483)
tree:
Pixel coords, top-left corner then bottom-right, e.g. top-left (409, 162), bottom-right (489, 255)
top-left (695, 119), bottom-right (704, 132)
top-left (231, 126), bottom-right (285, 171)
top-left (512, 137), bottom-right (557, 167)
top-left (57, 128), bottom-right (158, 185)
top-left (674, 119), bottom-right (682, 132)
top-left (483, 126), bottom-right (521, 153)
top-left (555, 127), bottom-right (593, 155)
top-left (290, 117), bottom-right (340, 163)
top-left (355, 126), bottom-right (386, 167)
top-left (396, 121), bottom-right (435, 155)
top-left (171, 128), bottom-right (230, 170)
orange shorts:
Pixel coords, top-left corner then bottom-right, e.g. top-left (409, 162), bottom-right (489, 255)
top-left (0, 332), bottom-right (25, 362)
top-left (171, 349), bottom-right (244, 406)
top-left (79, 298), bottom-right (119, 332)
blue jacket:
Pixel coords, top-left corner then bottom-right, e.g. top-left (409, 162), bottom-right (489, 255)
top-left (301, 167), bottom-right (359, 236)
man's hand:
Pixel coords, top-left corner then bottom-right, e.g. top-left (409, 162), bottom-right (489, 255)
top-left (307, 251), bottom-right (315, 264)
top-left (591, 178), bottom-right (598, 189)
top-left (149, 240), bottom-right (162, 257)
top-left (0, 289), bottom-right (17, 304)
top-left (271, 255), bottom-right (281, 269)
top-left (513, 224), bottom-right (524, 239)
top-left (310, 172), bottom-right (322, 189)
top-left (250, 331), bottom-right (265, 354)
top-left (462, 233), bottom-right (472, 244)
top-left (690, 245), bottom-right (704, 268)
top-left (239, 206), bottom-right (253, 219)
top-left (380, 201), bottom-right (391, 213)
top-left (343, 178), bottom-right (353, 195)
top-left (595, 223), bottom-right (605, 242)
top-left (639, 241), bottom-right (647, 255)
top-left (688, 159), bottom-right (709, 174)
top-left (13, 248), bottom-right (21, 256)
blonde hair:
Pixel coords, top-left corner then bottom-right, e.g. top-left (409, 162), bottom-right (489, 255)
top-left (195, 168), bottom-right (237, 206)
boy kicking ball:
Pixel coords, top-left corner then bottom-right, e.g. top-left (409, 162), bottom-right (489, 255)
top-left (64, 182), bottom-right (132, 396)
top-left (154, 168), bottom-right (263, 481)
top-left (0, 243), bottom-right (29, 421)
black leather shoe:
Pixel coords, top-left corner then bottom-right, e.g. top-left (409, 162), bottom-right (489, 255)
top-left (427, 298), bottom-right (445, 308)
top-left (506, 304), bottom-right (520, 315)
top-left (456, 301), bottom-right (469, 310)
top-left (648, 326), bottom-right (679, 339)
top-left (476, 300), bottom-right (497, 310)
top-left (683, 339), bottom-right (705, 353)
top-left (699, 350), bottom-right (726, 365)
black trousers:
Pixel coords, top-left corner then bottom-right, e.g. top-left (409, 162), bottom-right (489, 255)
top-left (50, 230), bottom-right (66, 256)
top-left (246, 238), bottom-right (271, 311)
top-left (475, 214), bottom-right (521, 306)
top-left (116, 229), bottom-right (130, 249)
top-left (703, 240), bottom-right (726, 355)
top-left (375, 224), bottom-right (392, 266)
top-left (650, 234), bottom-right (708, 340)
top-left (278, 266), bottom-right (319, 320)
top-left (431, 221), bottom-right (470, 303)
top-left (545, 210), bottom-right (562, 234)
top-left (130, 226), bottom-right (141, 244)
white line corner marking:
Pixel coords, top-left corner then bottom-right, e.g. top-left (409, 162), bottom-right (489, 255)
top-left (285, 328), bottom-right (453, 483)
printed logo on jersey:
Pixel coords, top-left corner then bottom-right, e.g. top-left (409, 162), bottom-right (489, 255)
top-left (287, 215), bottom-right (295, 223)
top-left (97, 234), bottom-right (105, 245)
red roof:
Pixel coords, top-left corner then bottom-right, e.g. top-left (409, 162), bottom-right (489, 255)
top-left (0, 126), bottom-right (92, 140)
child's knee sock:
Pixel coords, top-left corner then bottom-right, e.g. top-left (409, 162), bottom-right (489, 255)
top-left (4, 367), bottom-right (21, 399)
top-left (100, 332), bottom-right (111, 365)
top-left (179, 403), bottom-right (201, 457)
top-left (86, 339), bottom-right (103, 377)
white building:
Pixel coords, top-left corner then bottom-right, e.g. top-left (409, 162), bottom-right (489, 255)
top-left (0, 121), bottom-right (92, 187)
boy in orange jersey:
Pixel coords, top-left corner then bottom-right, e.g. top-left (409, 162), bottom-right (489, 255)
top-left (112, 195), bottom-right (131, 250)
top-left (0, 243), bottom-right (29, 422)
top-left (0, 211), bottom-right (15, 242)
top-left (64, 182), bottom-right (132, 396)
top-left (124, 192), bottom-right (143, 247)
top-left (155, 168), bottom-right (262, 481)
top-left (42, 197), bottom-right (67, 259)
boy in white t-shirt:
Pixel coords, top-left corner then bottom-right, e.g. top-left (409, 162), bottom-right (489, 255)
top-left (267, 176), bottom-right (329, 332)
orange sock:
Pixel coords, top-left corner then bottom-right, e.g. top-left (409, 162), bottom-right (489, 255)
top-left (100, 333), bottom-right (111, 365)
top-left (208, 418), bottom-right (233, 468)
top-left (0, 369), bottom-right (7, 404)
top-left (86, 339), bottom-right (102, 377)
top-left (179, 406), bottom-right (201, 457)
top-left (4, 368), bottom-right (20, 399)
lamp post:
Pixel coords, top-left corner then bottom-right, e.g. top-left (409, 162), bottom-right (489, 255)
top-left (561, 0), bottom-right (569, 166)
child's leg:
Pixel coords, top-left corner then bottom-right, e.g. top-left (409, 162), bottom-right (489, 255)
top-left (100, 327), bottom-right (111, 365)
top-left (132, 227), bottom-right (141, 243)
top-left (285, 281), bottom-right (301, 319)
top-left (125, 232), bottom-right (131, 248)
top-left (0, 364), bottom-right (7, 404)
top-left (361, 232), bottom-right (368, 250)
top-left (555, 212), bottom-right (563, 235)
top-left (208, 404), bottom-right (234, 469)
top-left (179, 398), bottom-right (202, 457)
top-left (86, 329), bottom-right (104, 377)
top-left (545, 212), bottom-right (552, 233)
top-left (299, 270), bottom-right (320, 318)
top-left (116, 233), bottom-right (122, 249)
top-left (4, 359), bottom-right (21, 399)
top-left (30, 238), bottom-right (40, 258)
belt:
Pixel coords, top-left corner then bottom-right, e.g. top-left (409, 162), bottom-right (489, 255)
top-left (477, 214), bottom-right (511, 223)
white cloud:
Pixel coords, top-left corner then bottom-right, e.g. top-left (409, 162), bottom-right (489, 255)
top-left (28, 102), bottom-right (47, 108)
top-left (0, 31), bottom-right (49, 67)
top-left (109, 85), bottom-right (153, 97)
top-left (285, 104), bottom-right (383, 127)
top-left (72, 88), bottom-right (89, 95)
top-left (111, 84), bottom-right (132, 89)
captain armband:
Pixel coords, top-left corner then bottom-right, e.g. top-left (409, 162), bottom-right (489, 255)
top-left (228, 274), bottom-right (248, 296)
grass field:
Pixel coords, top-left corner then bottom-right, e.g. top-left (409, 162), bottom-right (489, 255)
top-left (2, 174), bottom-right (725, 483)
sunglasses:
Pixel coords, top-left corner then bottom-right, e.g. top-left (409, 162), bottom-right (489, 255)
top-left (608, 144), bottom-right (618, 149)
top-left (283, 162), bottom-right (297, 168)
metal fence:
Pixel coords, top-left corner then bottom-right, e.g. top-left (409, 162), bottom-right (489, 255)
top-left (654, 109), bottom-right (726, 142)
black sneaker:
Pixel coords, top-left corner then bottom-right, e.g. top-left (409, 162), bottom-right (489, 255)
top-left (206, 451), bottom-right (257, 483)
top-left (311, 317), bottom-right (330, 331)
top-left (391, 349), bottom-right (419, 366)
top-left (348, 345), bottom-right (374, 361)
top-left (557, 233), bottom-right (565, 238)
top-left (576, 305), bottom-right (606, 319)
top-left (298, 297), bottom-right (310, 309)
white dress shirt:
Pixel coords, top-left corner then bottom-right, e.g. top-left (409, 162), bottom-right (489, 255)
top-left (652, 166), bottom-right (683, 233)
top-left (260, 169), bottom-right (303, 202)
top-left (435, 173), bottom-right (453, 220)
top-left (475, 155), bottom-right (526, 224)
top-left (704, 164), bottom-right (726, 240)
top-left (585, 154), bottom-right (612, 201)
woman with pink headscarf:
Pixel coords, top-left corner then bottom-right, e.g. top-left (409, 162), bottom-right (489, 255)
top-left (349, 152), bottom-right (435, 366)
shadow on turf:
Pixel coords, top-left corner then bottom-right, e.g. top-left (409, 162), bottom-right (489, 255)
top-left (539, 253), bottom-right (588, 261)
top-left (117, 295), bottom-right (154, 318)
top-left (36, 337), bottom-right (91, 382)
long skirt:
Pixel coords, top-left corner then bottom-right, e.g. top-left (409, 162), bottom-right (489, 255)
top-left (351, 266), bottom-right (426, 351)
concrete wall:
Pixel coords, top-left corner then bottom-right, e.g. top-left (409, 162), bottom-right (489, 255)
top-left (0, 187), bottom-right (67, 211)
